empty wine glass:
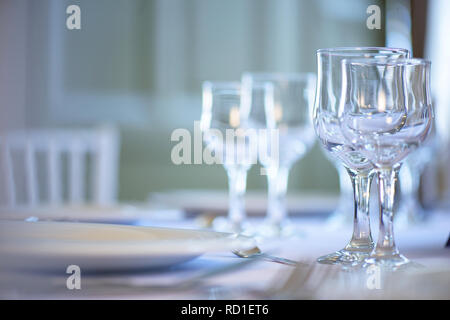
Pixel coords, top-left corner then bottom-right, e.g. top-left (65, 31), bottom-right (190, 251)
top-left (241, 72), bottom-right (316, 237)
top-left (338, 58), bottom-right (433, 270)
top-left (200, 81), bottom-right (258, 233)
top-left (313, 47), bottom-right (409, 265)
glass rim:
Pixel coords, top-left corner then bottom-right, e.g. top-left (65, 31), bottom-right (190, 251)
top-left (316, 47), bottom-right (410, 56)
top-left (342, 57), bottom-right (431, 67)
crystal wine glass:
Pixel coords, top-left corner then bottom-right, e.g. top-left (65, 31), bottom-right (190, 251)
top-left (313, 47), bottom-right (409, 265)
top-left (338, 58), bottom-right (433, 270)
top-left (200, 81), bottom-right (257, 233)
top-left (241, 72), bottom-right (316, 237)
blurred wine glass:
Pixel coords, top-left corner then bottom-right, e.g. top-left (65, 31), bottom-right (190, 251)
top-left (200, 81), bottom-right (257, 233)
top-left (241, 72), bottom-right (316, 237)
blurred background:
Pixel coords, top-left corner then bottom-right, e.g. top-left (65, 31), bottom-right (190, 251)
top-left (0, 0), bottom-right (448, 208)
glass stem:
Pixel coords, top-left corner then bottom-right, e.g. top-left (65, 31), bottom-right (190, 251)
top-left (374, 165), bottom-right (402, 256)
top-left (266, 166), bottom-right (289, 225)
top-left (345, 168), bottom-right (374, 251)
top-left (227, 167), bottom-right (248, 227)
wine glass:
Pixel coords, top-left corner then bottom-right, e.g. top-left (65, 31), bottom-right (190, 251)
top-left (313, 47), bottom-right (409, 265)
top-left (241, 72), bottom-right (316, 237)
top-left (338, 58), bottom-right (433, 270)
top-left (200, 81), bottom-right (257, 233)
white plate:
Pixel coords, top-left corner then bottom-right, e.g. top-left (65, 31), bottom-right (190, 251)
top-left (0, 221), bottom-right (254, 271)
top-left (0, 204), bottom-right (184, 224)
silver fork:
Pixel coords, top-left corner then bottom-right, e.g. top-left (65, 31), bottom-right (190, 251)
top-left (232, 246), bottom-right (303, 267)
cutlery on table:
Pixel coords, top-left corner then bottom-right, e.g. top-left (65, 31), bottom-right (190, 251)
top-left (232, 246), bottom-right (302, 267)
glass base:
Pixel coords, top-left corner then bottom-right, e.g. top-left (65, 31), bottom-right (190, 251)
top-left (362, 253), bottom-right (418, 272)
top-left (211, 217), bottom-right (305, 239)
top-left (211, 216), bottom-right (252, 235)
top-left (317, 248), bottom-right (371, 265)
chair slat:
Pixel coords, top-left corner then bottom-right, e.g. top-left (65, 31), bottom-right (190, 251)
top-left (69, 141), bottom-right (84, 204)
top-left (0, 127), bottom-right (118, 208)
top-left (25, 141), bottom-right (38, 205)
top-left (48, 141), bottom-right (61, 204)
top-left (94, 127), bottom-right (118, 205)
top-left (1, 141), bottom-right (16, 207)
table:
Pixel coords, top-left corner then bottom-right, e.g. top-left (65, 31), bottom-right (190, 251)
top-left (1, 211), bottom-right (449, 299)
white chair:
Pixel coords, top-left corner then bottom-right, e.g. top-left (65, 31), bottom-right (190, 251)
top-left (0, 125), bottom-right (119, 208)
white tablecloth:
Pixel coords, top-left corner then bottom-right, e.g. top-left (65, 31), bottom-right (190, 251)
top-left (1, 212), bottom-right (449, 299)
